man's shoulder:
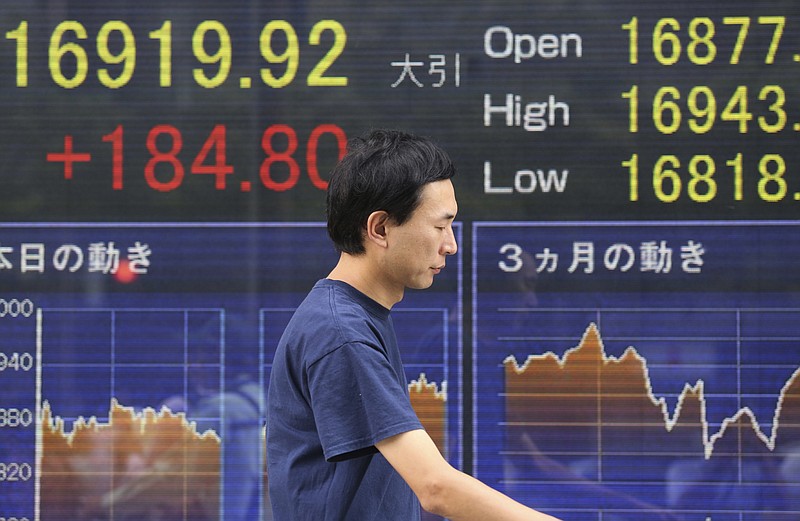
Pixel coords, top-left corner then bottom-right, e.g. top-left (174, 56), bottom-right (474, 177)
top-left (292, 280), bottom-right (368, 323)
top-left (281, 281), bottom-right (377, 359)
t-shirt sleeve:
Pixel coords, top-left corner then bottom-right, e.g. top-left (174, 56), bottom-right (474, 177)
top-left (307, 341), bottom-right (423, 462)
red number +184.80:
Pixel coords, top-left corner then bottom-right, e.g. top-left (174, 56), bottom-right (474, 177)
top-left (101, 124), bottom-right (346, 192)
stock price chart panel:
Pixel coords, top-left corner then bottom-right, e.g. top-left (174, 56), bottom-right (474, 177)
top-left (473, 221), bottom-right (800, 521)
top-left (0, 223), bottom-right (463, 521)
top-left (1, 0), bottom-right (800, 221)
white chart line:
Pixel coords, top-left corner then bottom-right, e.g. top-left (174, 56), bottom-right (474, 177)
top-left (34, 308), bottom-right (42, 521)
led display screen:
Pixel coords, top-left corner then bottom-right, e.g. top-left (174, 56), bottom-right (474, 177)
top-left (1, 1), bottom-right (798, 519)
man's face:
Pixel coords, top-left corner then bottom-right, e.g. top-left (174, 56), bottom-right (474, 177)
top-left (383, 179), bottom-right (458, 291)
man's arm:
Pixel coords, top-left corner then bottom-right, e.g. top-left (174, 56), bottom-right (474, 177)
top-left (376, 428), bottom-right (562, 521)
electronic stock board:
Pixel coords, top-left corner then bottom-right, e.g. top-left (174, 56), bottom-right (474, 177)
top-left (1, 1), bottom-right (799, 520)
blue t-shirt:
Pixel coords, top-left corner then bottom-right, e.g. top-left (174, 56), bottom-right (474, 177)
top-left (267, 279), bottom-right (423, 520)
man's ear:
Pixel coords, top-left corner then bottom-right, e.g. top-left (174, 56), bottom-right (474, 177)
top-left (365, 210), bottom-right (390, 248)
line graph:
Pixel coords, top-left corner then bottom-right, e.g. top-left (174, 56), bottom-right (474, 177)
top-left (409, 373), bottom-right (448, 452)
top-left (41, 399), bottom-right (220, 520)
top-left (40, 307), bottom-right (225, 424)
top-left (473, 222), bottom-right (800, 520)
top-left (479, 309), bottom-right (800, 519)
top-left (504, 321), bottom-right (800, 462)
top-left (0, 223), bottom-right (463, 521)
top-left (38, 306), bottom-right (225, 521)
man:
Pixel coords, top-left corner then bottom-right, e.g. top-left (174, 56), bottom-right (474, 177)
top-left (267, 129), bottom-right (560, 520)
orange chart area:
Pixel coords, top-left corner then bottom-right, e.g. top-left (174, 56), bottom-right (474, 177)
top-left (41, 399), bottom-right (221, 521)
top-left (409, 373), bottom-right (448, 453)
top-left (504, 323), bottom-right (800, 468)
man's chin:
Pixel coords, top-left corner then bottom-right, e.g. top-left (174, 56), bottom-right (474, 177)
top-left (409, 277), bottom-right (436, 290)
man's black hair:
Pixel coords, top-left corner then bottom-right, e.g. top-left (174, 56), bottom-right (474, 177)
top-left (326, 129), bottom-right (456, 254)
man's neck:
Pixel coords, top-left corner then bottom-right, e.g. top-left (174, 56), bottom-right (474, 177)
top-left (327, 253), bottom-right (402, 309)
